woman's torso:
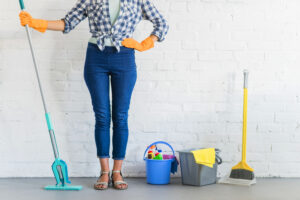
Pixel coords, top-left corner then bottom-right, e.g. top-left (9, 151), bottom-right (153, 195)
top-left (86, 0), bottom-right (143, 50)
top-left (89, 0), bottom-right (121, 46)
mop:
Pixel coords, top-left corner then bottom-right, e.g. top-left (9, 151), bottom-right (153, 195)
top-left (218, 70), bottom-right (256, 186)
top-left (18, 0), bottom-right (82, 190)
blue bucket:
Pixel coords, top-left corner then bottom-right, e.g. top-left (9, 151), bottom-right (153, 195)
top-left (143, 141), bottom-right (175, 185)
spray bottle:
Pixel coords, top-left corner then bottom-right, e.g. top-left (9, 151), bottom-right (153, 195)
top-left (153, 149), bottom-right (163, 160)
top-left (147, 145), bottom-right (156, 159)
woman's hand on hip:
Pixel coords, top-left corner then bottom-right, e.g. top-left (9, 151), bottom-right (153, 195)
top-left (19, 11), bottom-right (48, 33)
top-left (121, 35), bottom-right (158, 52)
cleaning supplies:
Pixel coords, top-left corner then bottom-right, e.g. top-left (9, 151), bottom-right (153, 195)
top-left (144, 141), bottom-right (176, 184)
top-left (18, 0), bottom-right (82, 190)
top-left (191, 148), bottom-right (216, 168)
top-left (229, 70), bottom-right (255, 181)
top-left (179, 149), bottom-right (222, 186)
top-left (153, 150), bottom-right (163, 160)
top-left (147, 150), bottom-right (155, 159)
top-left (218, 70), bottom-right (256, 186)
top-left (150, 145), bottom-right (156, 155)
top-left (147, 145), bottom-right (156, 159)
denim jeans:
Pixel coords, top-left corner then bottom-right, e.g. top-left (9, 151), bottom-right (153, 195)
top-left (83, 43), bottom-right (137, 160)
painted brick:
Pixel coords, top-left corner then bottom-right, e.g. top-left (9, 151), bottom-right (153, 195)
top-left (1, 0), bottom-right (300, 178)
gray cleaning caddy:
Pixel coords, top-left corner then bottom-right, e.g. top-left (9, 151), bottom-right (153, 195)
top-left (178, 149), bottom-right (222, 186)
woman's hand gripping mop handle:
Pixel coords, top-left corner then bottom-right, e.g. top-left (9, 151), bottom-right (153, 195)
top-left (18, 0), bottom-right (82, 190)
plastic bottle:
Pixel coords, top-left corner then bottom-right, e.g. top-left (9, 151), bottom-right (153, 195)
top-left (153, 150), bottom-right (163, 160)
top-left (147, 150), bottom-right (154, 159)
top-left (150, 145), bottom-right (156, 154)
top-left (158, 149), bottom-right (163, 159)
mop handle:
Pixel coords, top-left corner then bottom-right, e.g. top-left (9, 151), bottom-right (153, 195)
top-left (18, 0), bottom-right (60, 159)
top-left (19, 0), bottom-right (25, 10)
top-left (242, 70), bottom-right (249, 162)
top-left (18, 0), bottom-right (48, 113)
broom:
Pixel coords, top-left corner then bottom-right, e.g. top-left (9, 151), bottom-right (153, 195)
top-left (229, 70), bottom-right (255, 180)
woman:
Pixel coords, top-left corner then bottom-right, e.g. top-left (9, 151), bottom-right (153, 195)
top-left (19, 0), bottom-right (169, 190)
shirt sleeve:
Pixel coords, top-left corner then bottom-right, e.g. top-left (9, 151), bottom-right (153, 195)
top-left (141, 0), bottom-right (169, 42)
top-left (62, 0), bottom-right (88, 34)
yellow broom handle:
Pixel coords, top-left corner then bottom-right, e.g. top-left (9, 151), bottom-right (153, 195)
top-left (242, 70), bottom-right (249, 162)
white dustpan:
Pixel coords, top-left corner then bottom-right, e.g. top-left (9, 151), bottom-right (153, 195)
top-left (218, 173), bottom-right (256, 186)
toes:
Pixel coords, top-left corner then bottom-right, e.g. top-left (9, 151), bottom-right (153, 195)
top-left (95, 184), bottom-right (106, 189)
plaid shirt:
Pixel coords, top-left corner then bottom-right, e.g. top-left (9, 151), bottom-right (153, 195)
top-left (63, 0), bottom-right (169, 52)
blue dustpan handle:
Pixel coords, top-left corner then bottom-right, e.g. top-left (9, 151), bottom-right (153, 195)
top-left (143, 141), bottom-right (175, 160)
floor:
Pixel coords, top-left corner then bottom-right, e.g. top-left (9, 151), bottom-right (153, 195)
top-left (0, 178), bottom-right (299, 200)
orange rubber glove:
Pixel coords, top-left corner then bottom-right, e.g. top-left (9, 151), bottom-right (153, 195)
top-left (121, 37), bottom-right (154, 52)
top-left (19, 11), bottom-right (48, 33)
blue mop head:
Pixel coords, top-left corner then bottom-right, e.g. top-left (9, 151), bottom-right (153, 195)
top-left (45, 185), bottom-right (82, 191)
top-left (45, 158), bottom-right (82, 191)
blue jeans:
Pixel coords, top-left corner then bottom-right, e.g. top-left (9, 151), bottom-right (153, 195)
top-left (83, 43), bottom-right (137, 160)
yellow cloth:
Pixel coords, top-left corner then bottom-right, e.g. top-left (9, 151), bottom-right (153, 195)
top-left (191, 148), bottom-right (215, 168)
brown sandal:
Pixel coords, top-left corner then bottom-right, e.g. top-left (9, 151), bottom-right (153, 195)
top-left (111, 170), bottom-right (128, 190)
top-left (94, 171), bottom-right (110, 190)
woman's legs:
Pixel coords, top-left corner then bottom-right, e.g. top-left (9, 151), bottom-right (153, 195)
top-left (84, 44), bottom-right (136, 189)
top-left (95, 68), bottom-right (137, 188)
top-left (112, 160), bottom-right (126, 189)
top-left (111, 69), bottom-right (137, 160)
top-left (110, 54), bottom-right (137, 189)
top-left (84, 44), bottom-right (111, 159)
top-left (84, 44), bottom-right (112, 189)
top-left (96, 158), bottom-right (110, 189)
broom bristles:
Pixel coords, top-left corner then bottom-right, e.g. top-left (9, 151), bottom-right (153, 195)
top-left (230, 169), bottom-right (255, 180)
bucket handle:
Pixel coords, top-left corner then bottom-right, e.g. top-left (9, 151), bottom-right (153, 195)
top-left (215, 148), bottom-right (222, 165)
top-left (143, 141), bottom-right (175, 160)
top-left (216, 154), bottom-right (222, 165)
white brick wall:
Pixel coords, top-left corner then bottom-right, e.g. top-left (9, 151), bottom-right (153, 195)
top-left (1, 0), bottom-right (300, 178)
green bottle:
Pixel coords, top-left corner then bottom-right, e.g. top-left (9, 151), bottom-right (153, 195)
top-left (153, 150), bottom-right (163, 160)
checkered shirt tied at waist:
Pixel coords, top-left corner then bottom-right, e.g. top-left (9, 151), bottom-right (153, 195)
top-left (62, 0), bottom-right (169, 52)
